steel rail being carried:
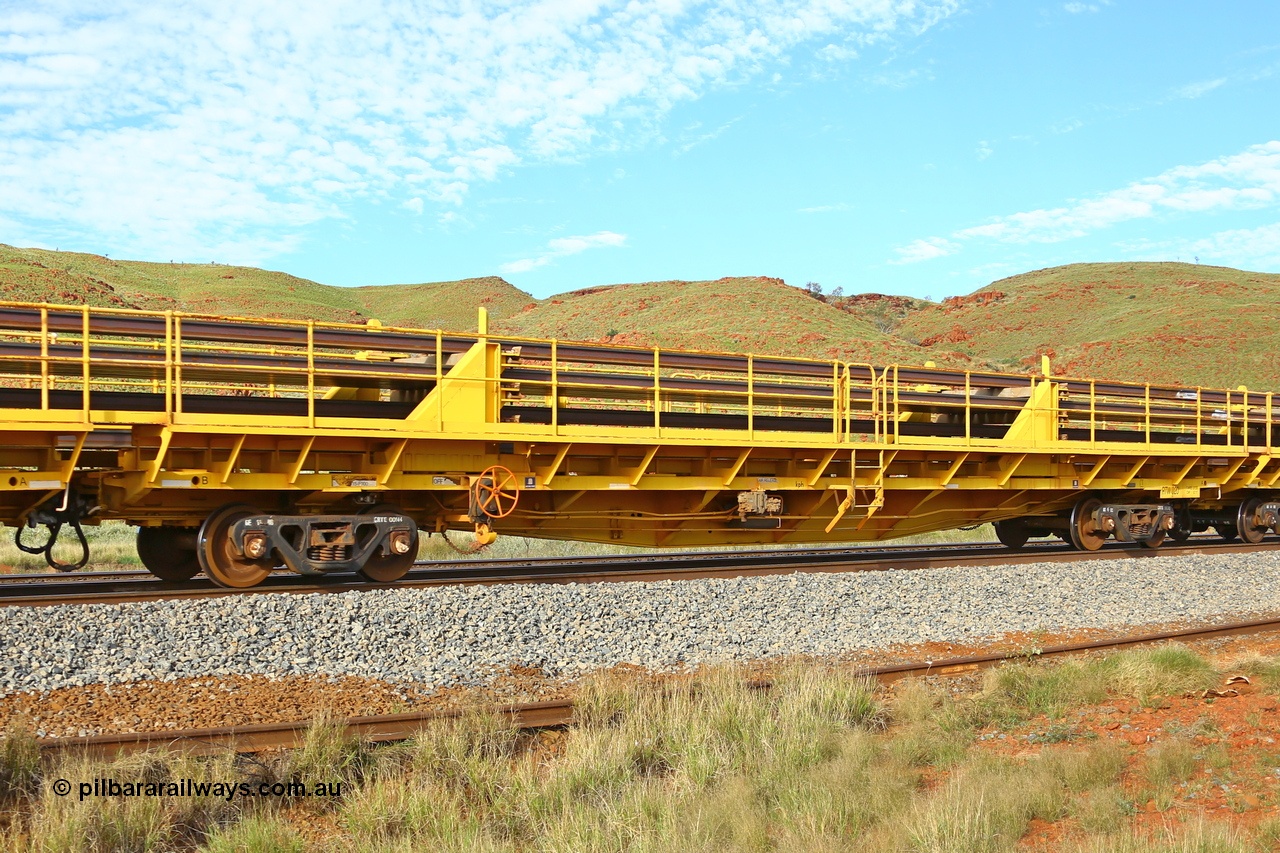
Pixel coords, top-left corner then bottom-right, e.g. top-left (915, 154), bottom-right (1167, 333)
top-left (0, 300), bottom-right (1277, 587)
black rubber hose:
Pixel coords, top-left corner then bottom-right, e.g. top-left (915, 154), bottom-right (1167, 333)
top-left (14, 521), bottom-right (59, 556)
top-left (46, 519), bottom-right (90, 572)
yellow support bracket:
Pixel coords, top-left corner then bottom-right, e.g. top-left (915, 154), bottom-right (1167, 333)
top-left (629, 446), bottom-right (660, 486)
top-left (287, 436), bottom-right (316, 485)
top-left (376, 438), bottom-right (409, 485)
top-left (996, 453), bottom-right (1026, 487)
top-left (146, 429), bottom-right (173, 484)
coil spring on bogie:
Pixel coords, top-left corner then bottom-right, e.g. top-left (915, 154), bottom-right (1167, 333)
top-left (1131, 524), bottom-right (1152, 537)
top-left (307, 544), bottom-right (352, 562)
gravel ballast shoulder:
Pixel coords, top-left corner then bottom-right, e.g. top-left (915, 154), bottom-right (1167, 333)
top-left (1, 552), bottom-right (1276, 696)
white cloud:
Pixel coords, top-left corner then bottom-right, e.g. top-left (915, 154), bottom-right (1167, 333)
top-left (889, 236), bottom-right (959, 264)
top-left (500, 230), bottom-right (627, 274)
top-left (675, 117), bottom-right (742, 155)
top-left (1063, 2), bottom-right (1106, 12)
top-left (895, 140), bottom-right (1280, 260)
top-left (1123, 221), bottom-right (1280, 270)
top-left (401, 197), bottom-right (424, 215)
top-left (976, 140), bottom-right (993, 160)
top-left (0, 0), bottom-right (959, 264)
top-left (1175, 77), bottom-right (1227, 99)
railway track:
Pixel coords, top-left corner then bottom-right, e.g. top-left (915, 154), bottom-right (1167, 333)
top-left (43, 612), bottom-right (1280, 758)
top-left (2, 536), bottom-right (1275, 608)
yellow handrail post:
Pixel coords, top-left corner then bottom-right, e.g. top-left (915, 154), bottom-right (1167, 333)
top-left (80, 307), bottom-right (90, 417)
top-left (164, 311), bottom-right (173, 419)
top-left (1187, 389), bottom-right (1198, 448)
top-left (435, 332), bottom-right (443, 432)
top-left (892, 366), bottom-right (900, 443)
top-left (747, 354), bottom-right (754, 439)
top-left (550, 339), bottom-right (558, 434)
top-left (1226, 390), bottom-right (1232, 449)
top-left (1244, 389), bottom-right (1250, 453)
top-left (175, 315), bottom-right (184, 415)
top-left (1268, 392), bottom-right (1274, 455)
top-left (306, 320), bottom-right (316, 428)
top-left (39, 308), bottom-right (48, 411)
top-left (964, 371), bottom-right (971, 445)
top-left (653, 348), bottom-right (661, 433)
top-left (1144, 383), bottom-right (1150, 445)
top-left (1089, 380), bottom-right (1096, 446)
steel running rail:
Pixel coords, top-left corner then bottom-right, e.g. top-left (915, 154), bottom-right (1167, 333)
top-left (3, 537), bottom-right (1277, 608)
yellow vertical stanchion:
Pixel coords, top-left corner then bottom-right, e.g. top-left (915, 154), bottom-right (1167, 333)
top-left (1144, 384), bottom-right (1150, 445)
top-left (964, 371), bottom-right (971, 445)
top-left (1268, 392), bottom-right (1274, 455)
top-left (1243, 389), bottom-right (1250, 453)
top-left (164, 312), bottom-right (173, 419)
top-left (892, 366), bottom-right (900, 443)
top-left (1089, 380), bottom-right (1096, 446)
top-left (306, 320), bottom-right (316, 428)
top-left (550, 339), bottom-right (558, 434)
top-left (39, 308), bottom-right (48, 410)
top-left (831, 362), bottom-right (840, 440)
top-left (1226, 390), bottom-right (1232, 448)
top-left (653, 348), bottom-right (661, 435)
top-left (435, 332), bottom-right (443, 432)
top-left (81, 307), bottom-right (90, 417)
top-left (175, 316), bottom-right (184, 415)
top-left (747, 354), bottom-right (754, 439)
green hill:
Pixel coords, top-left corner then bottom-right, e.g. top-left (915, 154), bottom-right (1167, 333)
top-left (0, 244), bottom-right (532, 331)
top-left (898, 262), bottom-right (1280, 389)
top-left (2, 244), bottom-right (1276, 389)
top-left (491, 277), bottom-right (939, 365)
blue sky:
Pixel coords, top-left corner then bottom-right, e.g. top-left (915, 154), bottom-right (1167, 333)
top-left (2, 1), bottom-right (1278, 300)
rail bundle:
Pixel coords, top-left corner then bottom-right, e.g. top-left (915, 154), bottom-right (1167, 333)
top-left (0, 300), bottom-right (1275, 587)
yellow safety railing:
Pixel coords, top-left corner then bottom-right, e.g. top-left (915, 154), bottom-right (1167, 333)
top-left (0, 300), bottom-right (1270, 452)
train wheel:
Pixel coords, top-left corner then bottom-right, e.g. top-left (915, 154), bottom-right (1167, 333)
top-left (1068, 497), bottom-right (1106, 552)
top-left (1238, 498), bottom-right (1268, 544)
top-left (1139, 529), bottom-right (1166, 549)
top-left (358, 504), bottom-right (419, 583)
top-left (136, 527), bottom-right (201, 581)
top-left (197, 504), bottom-right (275, 589)
top-left (993, 519), bottom-right (1029, 549)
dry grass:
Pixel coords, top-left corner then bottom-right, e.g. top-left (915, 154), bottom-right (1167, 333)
top-left (5, 648), bottom-right (1274, 845)
top-left (6, 645), bottom-right (1280, 850)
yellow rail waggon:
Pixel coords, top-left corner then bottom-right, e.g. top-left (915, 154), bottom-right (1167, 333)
top-left (0, 300), bottom-right (1276, 587)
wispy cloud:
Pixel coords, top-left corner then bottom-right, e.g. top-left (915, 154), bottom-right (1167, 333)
top-left (1063, 1), bottom-right (1107, 13)
top-left (976, 140), bottom-right (993, 160)
top-left (1122, 221), bottom-right (1280, 270)
top-left (0, 1), bottom-right (959, 264)
top-left (500, 231), bottom-right (627, 275)
top-left (890, 140), bottom-right (1280, 262)
top-left (1175, 77), bottom-right (1228, 99)
top-left (890, 237), bottom-right (959, 264)
top-left (675, 117), bottom-right (742, 155)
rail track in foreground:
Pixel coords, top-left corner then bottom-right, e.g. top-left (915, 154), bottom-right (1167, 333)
top-left (42, 612), bottom-right (1280, 758)
top-left (2, 536), bottom-right (1277, 608)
